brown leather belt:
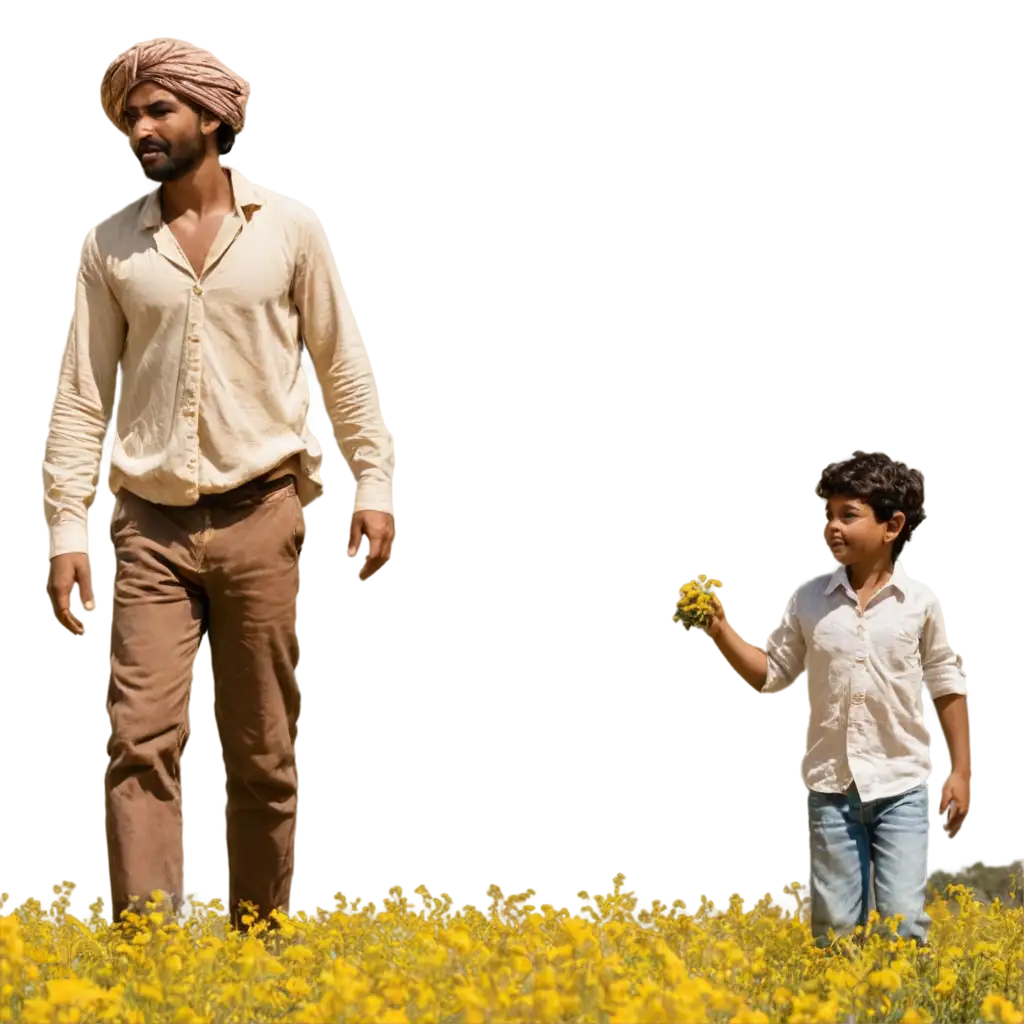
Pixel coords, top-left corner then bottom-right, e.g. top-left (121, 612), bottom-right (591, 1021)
top-left (192, 471), bottom-right (297, 510)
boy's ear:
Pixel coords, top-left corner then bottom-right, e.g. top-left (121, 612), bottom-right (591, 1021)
top-left (888, 510), bottom-right (907, 538)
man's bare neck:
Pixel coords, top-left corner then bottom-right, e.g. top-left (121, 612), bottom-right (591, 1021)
top-left (161, 159), bottom-right (234, 222)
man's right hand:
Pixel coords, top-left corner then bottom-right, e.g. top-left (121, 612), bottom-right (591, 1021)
top-left (47, 553), bottom-right (95, 635)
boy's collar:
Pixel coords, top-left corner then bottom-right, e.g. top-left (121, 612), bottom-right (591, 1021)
top-left (825, 559), bottom-right (908, 599)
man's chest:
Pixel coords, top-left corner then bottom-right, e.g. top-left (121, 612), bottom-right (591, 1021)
top-left (167, 214), bottom-right (227, 278)
top-left (107, 225), bottom-right (297, 319)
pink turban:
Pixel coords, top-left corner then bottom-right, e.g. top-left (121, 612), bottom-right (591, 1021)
top-left (101, 38), bottom-right (250, 135)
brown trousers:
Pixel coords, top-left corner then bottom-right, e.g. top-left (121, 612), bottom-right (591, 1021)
top-left (105, 472), bottom-right (305, 930)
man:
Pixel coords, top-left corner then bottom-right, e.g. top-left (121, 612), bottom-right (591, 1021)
top-left (42, 38), bottom-right (396, 932)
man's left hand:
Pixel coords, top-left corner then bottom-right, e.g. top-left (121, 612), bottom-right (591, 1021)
top-left (939, 771), bottom-right (970, 838)
top-left (348, 510), bottom-right (395, 580)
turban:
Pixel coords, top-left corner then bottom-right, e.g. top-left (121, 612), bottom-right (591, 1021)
top-left (101, 38), bottom-right (250, 135)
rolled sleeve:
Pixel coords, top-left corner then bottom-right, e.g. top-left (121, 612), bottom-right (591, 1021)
top-left (294, 209), bottom-right (395, 516)
top-left (42, 229), bottom-right (125, 559)
top-left (921, 594), bottom-right (967, 699)
top-left (763, 590), bottom-right (806, 693)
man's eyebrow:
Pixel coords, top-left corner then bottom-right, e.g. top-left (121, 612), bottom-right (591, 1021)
top-left (124, 99), bottom-right (174, 114)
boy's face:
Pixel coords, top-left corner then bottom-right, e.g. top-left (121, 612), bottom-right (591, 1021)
top-left (823, 495), bottom-right (905, 567)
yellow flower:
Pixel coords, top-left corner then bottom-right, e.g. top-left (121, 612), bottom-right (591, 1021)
top-left (982, 994), bottom-right (1024, 1024)
top-left (0, 872), bottom-right (1019, 1024)
top-left (172, 1009), bottom-right (199, 1023)
top-left (19, 999), bottom-right (55, 1024)
top-left (675, 575), bottom-right (723, 629)
top-left (138, 982), bottom-right (163, 1001)
top-left (45, 978), bottom-right (105, 1007)
top-left (900, 1009), bottom-right (933, 1024)
top-left (614, 991), bottom-right (644, 1019)
top-left (440, 927), bottom-right (473, 954)
top-left (868, 967), bottom-right (901, 990)
top-left (730, 1007), bottom-right (770, 1024)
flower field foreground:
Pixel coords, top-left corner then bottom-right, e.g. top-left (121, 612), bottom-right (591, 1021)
top-left (2, 874), bottom-right (1022, 1023)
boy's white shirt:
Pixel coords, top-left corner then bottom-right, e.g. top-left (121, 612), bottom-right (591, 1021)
top-left (763, 559), bottom-right (967, 803)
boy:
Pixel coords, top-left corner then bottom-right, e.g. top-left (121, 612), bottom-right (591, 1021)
top-left (703, 451), bottom-right (970, 947)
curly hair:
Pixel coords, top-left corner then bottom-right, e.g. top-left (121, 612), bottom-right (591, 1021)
top-left (815, 451), bottom-right (926, 562)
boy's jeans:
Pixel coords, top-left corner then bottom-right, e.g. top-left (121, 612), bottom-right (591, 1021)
top-left (808, 781), bottom-right (930, 947)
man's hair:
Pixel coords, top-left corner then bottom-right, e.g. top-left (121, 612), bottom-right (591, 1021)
top-left (215, 121), bottom-right (236, 155)
top-left (815, 450), bottom-right (926, 563)
top-left (181, 96), bottom-right (236, 154)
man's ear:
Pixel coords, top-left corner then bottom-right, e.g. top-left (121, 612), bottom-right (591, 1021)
top-left (200, 111), bottom-right (222, 139)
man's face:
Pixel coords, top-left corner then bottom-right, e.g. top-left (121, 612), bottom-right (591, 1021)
top-left (124, 82), bottom-right (216, 182)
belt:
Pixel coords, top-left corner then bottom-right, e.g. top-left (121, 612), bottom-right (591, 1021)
top-left (191, 471), bottom-right (297, 510)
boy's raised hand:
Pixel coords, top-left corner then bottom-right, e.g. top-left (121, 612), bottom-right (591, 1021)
top-left (703, 594), bottom-right (727, 640)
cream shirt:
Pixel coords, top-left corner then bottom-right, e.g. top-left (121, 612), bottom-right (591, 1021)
top-left (42, 167), bottom-right (394, 558)
top-left (763, 559), bottom-right (967, 802)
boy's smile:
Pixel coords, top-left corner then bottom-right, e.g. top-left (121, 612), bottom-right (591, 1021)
top-left (824, 495), bottom-right (905, 568)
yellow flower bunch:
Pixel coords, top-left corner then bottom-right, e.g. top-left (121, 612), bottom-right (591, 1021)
top-left (1, 875), bottom-right (1021, 1023)
top-left (674, 574), bottom-right (723, 630)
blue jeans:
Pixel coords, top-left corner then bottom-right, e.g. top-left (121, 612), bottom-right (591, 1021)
top-left (807, 781), bottom-right (930, 947)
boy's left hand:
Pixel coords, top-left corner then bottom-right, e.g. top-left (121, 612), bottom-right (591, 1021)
top-left (939, 772), bottom-right (970, 838)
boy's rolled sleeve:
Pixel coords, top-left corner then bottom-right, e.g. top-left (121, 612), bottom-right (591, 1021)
top-left (921, 593), bottom-right (967, 699)
top-left (763, 590), bottom-right (806, 693)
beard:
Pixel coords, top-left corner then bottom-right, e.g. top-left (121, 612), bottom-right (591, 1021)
top-left (138, 128), bottom-right (206, 182)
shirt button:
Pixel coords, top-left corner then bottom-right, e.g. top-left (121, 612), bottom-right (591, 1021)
top-left (852, 693), bottom-right (865, 704)
top-left (193, 284), bottom-right (203, 296)
top-left (855, 653), bottom-right (866, 662)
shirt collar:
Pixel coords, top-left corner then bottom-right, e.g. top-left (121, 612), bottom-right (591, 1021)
top-left (825, 559), bottom-right (908, 599)
top-left (137, 166), bottom-right (265, 231)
